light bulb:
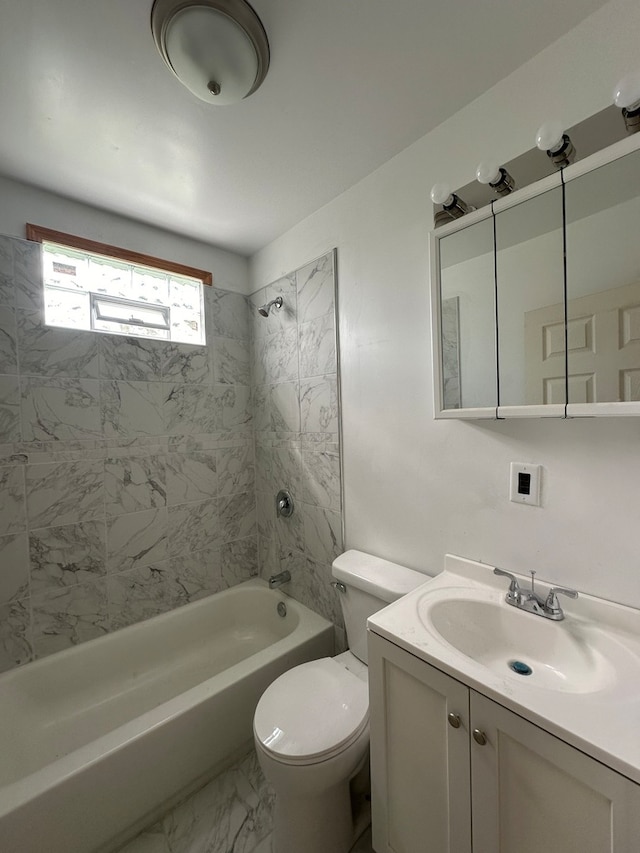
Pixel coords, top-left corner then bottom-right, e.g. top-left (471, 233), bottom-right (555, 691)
top-left (535, 121), bottom-right (565, 153)
top-left (430, 183), bottom-right (454, 206)
top-left (613, 71), bottom-right (640, 110)
top-left (476, 161), bottom-right (501, 185)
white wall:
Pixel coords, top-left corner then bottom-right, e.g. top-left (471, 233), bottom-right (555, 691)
top-left (0, 175), bottom-right (250, 294)
top-left (250, 0), bottom-right (640, 608)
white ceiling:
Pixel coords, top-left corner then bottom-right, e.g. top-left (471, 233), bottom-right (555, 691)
top-left (0, 0), bottom-right (608, 256)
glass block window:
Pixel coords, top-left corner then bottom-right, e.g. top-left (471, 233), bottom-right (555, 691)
top-left (28, 225), bottom-right (211, 346)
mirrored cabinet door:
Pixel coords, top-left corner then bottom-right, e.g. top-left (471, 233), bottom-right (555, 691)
top-left (437, 215), bottom-right (497, 415)
top-left (494, 182), bottom-right (565, 416)
top-left (564, 145), bottom-right (640, 413)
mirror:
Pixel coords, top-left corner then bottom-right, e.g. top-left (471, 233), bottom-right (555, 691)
top-left (431, 134), bottom-right (640, 419)
top-left (564, 146), bottom-right (640, 405)
top-left (438, 215), bottom-right (496, 411)
top-left (494, 184), bottom-right (565, 411)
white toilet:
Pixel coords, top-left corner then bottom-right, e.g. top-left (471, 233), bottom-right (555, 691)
top-left (253, 549), bottom-right (426, 853)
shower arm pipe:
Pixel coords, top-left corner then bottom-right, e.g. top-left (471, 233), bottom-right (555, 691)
top-left (258, 296), bottom-right (283, 317)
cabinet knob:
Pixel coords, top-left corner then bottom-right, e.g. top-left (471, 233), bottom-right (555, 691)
top-left (472, 728), bottom-right (488, 746)
top-left (447, 712), bottom-right (461, 729)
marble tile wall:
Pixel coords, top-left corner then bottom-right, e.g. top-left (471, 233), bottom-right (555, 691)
top-left (250, 251), bottom-right (345, 645)
top-left (0, 234), bottom-right (257, 673)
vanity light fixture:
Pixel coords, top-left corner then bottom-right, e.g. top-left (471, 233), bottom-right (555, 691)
top-left (535, 121), bottom-right (576, 169)
top-left (613, 71), bottom-right (640, 134)
top-left (151, 0), bottom-right (270, 105)
top-left (475, 161), bottom-right (516, 196)
top-left (430, 183), bottom-right (472, 223)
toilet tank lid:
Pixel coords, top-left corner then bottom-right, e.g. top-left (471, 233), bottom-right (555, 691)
top-left (332, 550), bottom-right (428, 603)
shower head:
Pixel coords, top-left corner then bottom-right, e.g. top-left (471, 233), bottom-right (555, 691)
top-left (258, 296), bottom-right (283, 317)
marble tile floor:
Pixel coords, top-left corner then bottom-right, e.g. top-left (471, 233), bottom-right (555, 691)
top-left (118, 749), bottom-right (273, 853)
top-left (118, 747), bottom-right (374, 853)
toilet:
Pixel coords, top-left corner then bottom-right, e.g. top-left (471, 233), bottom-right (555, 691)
top-left (253, 549), bottom-right (426, 853)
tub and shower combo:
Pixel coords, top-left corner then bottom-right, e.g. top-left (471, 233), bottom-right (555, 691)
top-left (0, 580), bottom-right (334, 852)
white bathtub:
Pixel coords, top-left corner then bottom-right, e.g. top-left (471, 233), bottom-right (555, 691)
top-left (0, 579), bottom-right (334, 853)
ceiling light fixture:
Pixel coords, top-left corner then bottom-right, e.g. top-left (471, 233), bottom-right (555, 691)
top-left (475, 161), bottom-right (516, 196)
top-left (613, 72), bottom-right (640, 134)
top-left (535, 121), bottom-right (576, 169)
top-left (151, 0), bottom-right (270, 105)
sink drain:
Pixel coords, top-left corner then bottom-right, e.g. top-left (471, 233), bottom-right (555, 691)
top-left (508, 660), bottom-right (533, 676)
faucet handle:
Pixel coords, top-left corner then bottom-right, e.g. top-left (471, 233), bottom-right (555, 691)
top-left (493, 568), bottom-right (521, 603)
top-left (544, 586), bottom-right (578, 610)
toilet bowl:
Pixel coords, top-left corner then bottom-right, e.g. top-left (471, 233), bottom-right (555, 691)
top-left (254, 653), bottom-right (369, 853)
top-left (253, 550), bottom-right (427, 853)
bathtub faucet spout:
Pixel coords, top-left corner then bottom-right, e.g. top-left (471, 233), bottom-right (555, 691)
top-left (269, 570), bottom-right (291, 589)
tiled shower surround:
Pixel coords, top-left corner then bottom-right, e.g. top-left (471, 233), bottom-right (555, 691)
top-left (0, 236), bottom-right (343, 675)
top-left (0, 233), bottom-right (257, 672)
top-left (251, 251), bottom-right (344, 642)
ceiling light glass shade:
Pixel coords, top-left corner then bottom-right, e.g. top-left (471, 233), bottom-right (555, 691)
top-left (151, 0), bottom-right (270, 105)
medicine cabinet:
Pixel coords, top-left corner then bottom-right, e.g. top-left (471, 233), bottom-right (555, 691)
top-left (430, 132), bottom-right (640, 418)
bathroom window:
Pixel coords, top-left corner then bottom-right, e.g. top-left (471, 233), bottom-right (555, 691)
top-left (27, 224), bottom-right (211, 345)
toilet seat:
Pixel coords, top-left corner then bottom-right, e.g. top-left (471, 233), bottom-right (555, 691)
top-left (254, 657), bottom-right (369, 766)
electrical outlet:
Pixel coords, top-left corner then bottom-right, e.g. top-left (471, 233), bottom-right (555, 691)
top-left (509, 462), bottom-right (541, 506)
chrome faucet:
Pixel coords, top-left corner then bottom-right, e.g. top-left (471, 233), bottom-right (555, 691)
top-left (269, 570), bottom-right (291, 590)
top-left (494, 568), bottom-right (578, 621)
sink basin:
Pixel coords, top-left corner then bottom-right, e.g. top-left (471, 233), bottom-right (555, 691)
top-left (419, 591), bottom-right (616, 693)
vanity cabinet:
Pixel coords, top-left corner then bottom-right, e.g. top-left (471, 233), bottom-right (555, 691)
top-left (368, 630), bottom-right (472, 853)
top-left (430, 132), bottom-right (640, 418)
top-left (368, 631), bottom-right (640, 853)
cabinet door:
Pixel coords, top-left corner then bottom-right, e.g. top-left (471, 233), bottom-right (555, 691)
top-left (432, 211), bottom-right (498, 417)
top-left (564, 143), bottom-right (640, 414)
top-left (494, 179), bottom-right (566, 417)
top-left (470, 691), bottom-right (640, 853)
top-left (368, 632), bottom-right (471, 853)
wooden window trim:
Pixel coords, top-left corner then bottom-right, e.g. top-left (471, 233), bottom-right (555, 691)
top-left (26, 224), bottom-right (213, 286)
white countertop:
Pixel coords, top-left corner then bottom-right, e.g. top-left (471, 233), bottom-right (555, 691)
top-left (367, 554), bottom-right (640, 785)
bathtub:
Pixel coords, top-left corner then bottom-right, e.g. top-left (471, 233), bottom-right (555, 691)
top-left (0, 579), bottom-right (334, 853)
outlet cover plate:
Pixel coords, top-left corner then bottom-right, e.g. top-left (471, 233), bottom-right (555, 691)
top-left (509, 462), bottom-right (541, 506)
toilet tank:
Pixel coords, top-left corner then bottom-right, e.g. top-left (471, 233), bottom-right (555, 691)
top-left (332, 550), bottom-right (428, 664)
